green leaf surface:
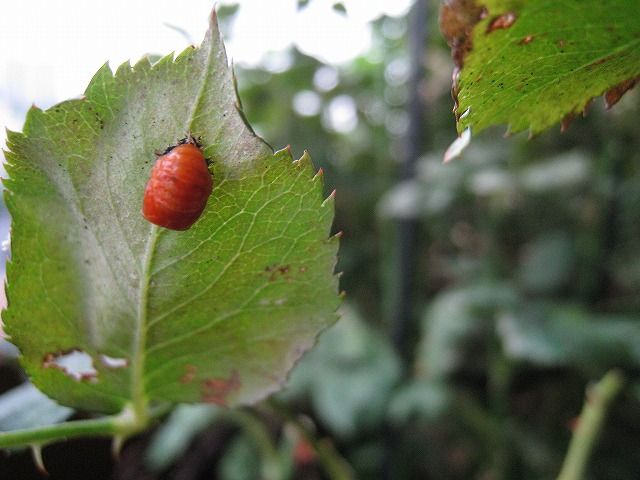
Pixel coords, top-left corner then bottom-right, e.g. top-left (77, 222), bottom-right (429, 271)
top-left (497, 304), bottom-right (640, 369)
top-left (3, 12), bottom-right (339, 416)
top-left (446, 0), bottom-right (640, 135)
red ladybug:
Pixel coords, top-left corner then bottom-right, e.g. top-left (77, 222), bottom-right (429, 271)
top-left (142, 139), bottom-right (213, 230)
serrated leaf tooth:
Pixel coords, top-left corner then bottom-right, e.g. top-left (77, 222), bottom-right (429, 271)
top-left (31, 444), bottom-right (47, 474)
top-left (115, 60), bottom-right (133, 77)
top-left (322, 189), bottom-right (336, 208)
top-left (133, 55), bottom-right (153, 71)
top-left (85, 63), bottom-right (114, 97)
top-left (175, 45), bottom-right (197, 63)
top-left (154, 51), bottom-right (176, 69)
top-left (328, 230), bottom-right (342, 242)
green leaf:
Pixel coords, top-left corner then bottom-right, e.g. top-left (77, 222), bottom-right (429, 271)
top-left (443, 0), bottom-right (640, 136)
top-left (415, 283), bottom-right (518, 380)
top-left (497, 304), bottom-right (640, 369)
top-left (3, 11), bottom-right (340, 418)
top-left (280, 305), bottom-right (401, 438)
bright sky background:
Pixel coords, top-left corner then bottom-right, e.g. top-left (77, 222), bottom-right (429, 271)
top-left (0, 0), bottom-right (411, 132)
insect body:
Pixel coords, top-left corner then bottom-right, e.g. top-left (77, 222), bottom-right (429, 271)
top-left (142, 141), bottom-right (213, 231)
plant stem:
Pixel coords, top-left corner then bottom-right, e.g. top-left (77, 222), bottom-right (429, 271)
top-left (266, 399), bottom-right (354, 480)
top-left (557, 370), bottom-right (625, 480)
top-left (224, 410), bottom-right (282, 480)
top-left (0, 416), bottom-right (121, 448)
top-left (389, 0), bottom-right (427, 359)
top-left (0, 402), bottom-right (171, 449)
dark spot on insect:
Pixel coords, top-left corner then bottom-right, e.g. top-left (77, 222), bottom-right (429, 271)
top-left (180, 364), bottom-right (197, 384)
top-left (487, 12), bottom-right (516, 33)
top-left (264, 264), bottom-right (291, 282)
top-left (201, 369), bottom-right (241, 405)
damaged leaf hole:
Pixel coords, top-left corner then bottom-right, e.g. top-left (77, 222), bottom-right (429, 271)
top-left (43, 350), bottom-right (129, 381)
top-left (43, 350), bottom-right (98, 382)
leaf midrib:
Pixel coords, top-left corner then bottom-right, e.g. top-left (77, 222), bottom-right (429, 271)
top-left (129, 34), bottom-right (217, 414)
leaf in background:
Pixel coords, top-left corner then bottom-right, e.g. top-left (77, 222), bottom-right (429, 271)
top-left (497, 304), bottom-right (640, 369)
top-left (146, 404), bottom-right (220, 472)
top-left (3, 11), bottom-right (340, 414)
top-left (280, 305), bottom-right (401, 438)
top-left (415, 283), bottom-right (518, 380)
top-left (0, 383), bottom-right (73, 432)
top-left (441, 0), bottom-right (640, 136)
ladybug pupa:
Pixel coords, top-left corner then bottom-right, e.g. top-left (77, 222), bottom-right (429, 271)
top-left (142, 137), bottom-right (213, 231)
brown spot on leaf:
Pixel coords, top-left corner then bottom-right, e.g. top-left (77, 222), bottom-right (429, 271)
top-left (264, 264), bottom-right (291, 282)
top-left (519, 35), bottom-right (534, 45)
top-left (201, 369), bottom-right (241, 405)
top-left (440, 0), bottom-right (487, 69)
top-left (487, 12), bottom-right (516, 33)
top-left (605, 76), bottom-right (639, 109)
top-left (586, 54), bottom-right (614, 70)
top-left (180, 364), bottom-right (197, 384)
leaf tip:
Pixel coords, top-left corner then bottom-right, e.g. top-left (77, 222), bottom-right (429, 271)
top-left (321, 189), bottom-right (336, 207)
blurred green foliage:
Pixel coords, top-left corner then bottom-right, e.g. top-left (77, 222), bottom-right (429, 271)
top-left (224, 6), bottom-right (640, 479)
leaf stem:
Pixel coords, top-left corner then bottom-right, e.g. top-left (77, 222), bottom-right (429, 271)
top-left (266, 399), bottom-right (354, 480)
top-left (224, 410), bottom-right (282, 480)
top-left (557, 370), bottom-right (625, 480)
top-left (0, 402), bottom-right (172, 449)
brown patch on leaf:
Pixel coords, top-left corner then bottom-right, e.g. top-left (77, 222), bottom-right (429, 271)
top-left (560, 112), bottom-right (576, 133)
top-left (519, 35), bottom-right (534, 45)
top-left (586, 54), bottom-right (614, 70)
top-left (487, 12), bottom-right (517, 33)
top-left (201, 369), bottom-right (241, 405)
top-left (180, 364), bottom-right (197, 384)
top-left (440, 0), bottom-right (488, 117)
top-left (264, 264), bottom-right (291, 282)
top-left (605, 76), bottom-right (639, 109)
top-left (440, 0), bottom-right (487, 69)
